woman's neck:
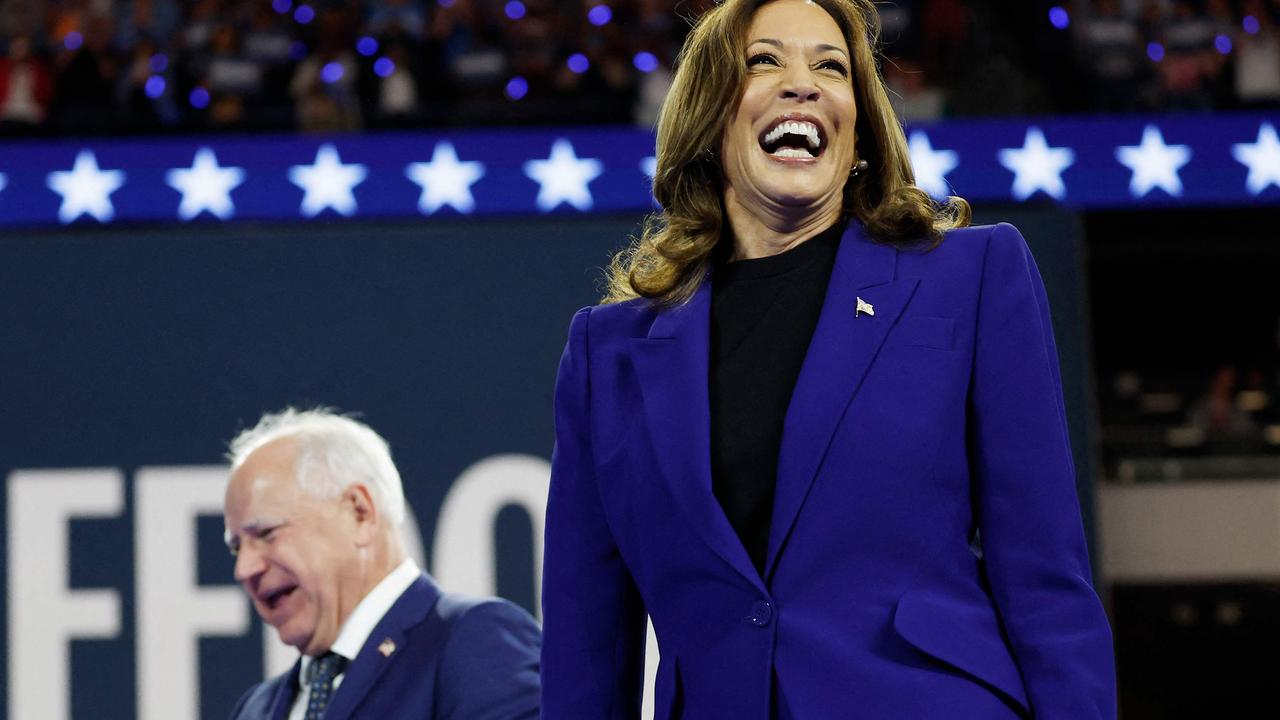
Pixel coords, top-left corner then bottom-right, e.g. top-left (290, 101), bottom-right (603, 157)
top-left (723, 191), bottom-right (843, 261)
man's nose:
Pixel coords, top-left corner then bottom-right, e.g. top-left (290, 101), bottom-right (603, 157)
top-left (233, 543), bottom-right (266, 583)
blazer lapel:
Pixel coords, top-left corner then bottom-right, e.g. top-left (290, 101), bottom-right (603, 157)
top-left (630, 280), bottom-right (765, 592)
top-left (764, 223), bottom-right (919, 579)
top-left (322, 575), bottom-right (441, 719)
top-left (269, 663), bottom-right (301, 720)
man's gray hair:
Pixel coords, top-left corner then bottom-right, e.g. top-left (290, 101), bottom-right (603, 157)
top-left (228, 408), bottom-right (406, 527)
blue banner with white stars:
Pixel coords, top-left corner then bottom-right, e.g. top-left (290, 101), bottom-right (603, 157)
top-left (2, 112), bottom-right (1278, 227)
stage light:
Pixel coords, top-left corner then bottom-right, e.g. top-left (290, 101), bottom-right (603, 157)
top-left (568, 53), bottom-right (589, 74)
top-left (505, 1), bottom-right (526, 20)
top-left (633, 51), bottom-right (658, 73)
top-left (1048, 6), bottom-right (1069, 30)
top-left (1147, 42), bottom-right (1164, 62)
top-left (294, 4), bottom-right (315, 24)
top-left (506, 76), bottom-right (528, 100)
top-left (357, 37), bottom-right (379, 57)
top-left (588, 5), bottom-right (612, 26)
top-left (374, 57), bottom-right (396, 78)
top-left (145, 76), bottom-right (166, 99)
top-left (189, 87), bottom-right (210, 109)
top-left (321, 61), bottom-right (344, 84)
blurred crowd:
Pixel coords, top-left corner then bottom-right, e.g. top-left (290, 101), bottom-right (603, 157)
top-left (0, 0), bottom-right (1279, 136)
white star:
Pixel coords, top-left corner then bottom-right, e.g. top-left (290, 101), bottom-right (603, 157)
top-left (288, 144), bottom-right (368, 217)
top-left (641, 156), bottom-right (657, 180)
top-left (404, 141), bottom-right (485, 214)
top-left (998, 127), bottom-right (1075, 201)
top-left (165, 148), bottom-right (245, 221)
top-left (46, 150), bottom-right (126, 223)
top-left (1232, 123), bottom-right (1280, 196)
top-left (523, 139), bottom-right (603, 212)
top-left (907, 130), bottom-right (959, 199)
top-left (1115, 125), bottom-right (1192, 198)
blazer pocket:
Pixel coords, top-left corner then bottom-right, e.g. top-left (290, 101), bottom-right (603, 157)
top-left (654, 654), bottom-right (684, 720)
top-left (893, 586), bottom-right (1030, 713)
top-left (887, 316), bottom-right (955, 351)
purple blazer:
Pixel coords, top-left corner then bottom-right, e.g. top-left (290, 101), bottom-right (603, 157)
top-left (541, 222), bottom-right (1115, 719)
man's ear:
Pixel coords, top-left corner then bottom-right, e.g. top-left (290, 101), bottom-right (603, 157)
top-left (343, 483), bottom-right (379, 545)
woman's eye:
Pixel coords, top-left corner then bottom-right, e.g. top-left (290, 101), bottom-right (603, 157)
top-left (747, 53), bottom-right (779, 67)
top-left (818, 59), bottom-right (849, 76)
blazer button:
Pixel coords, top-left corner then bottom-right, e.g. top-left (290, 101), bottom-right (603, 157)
top-left (747, 600), bottom-right (773, 627)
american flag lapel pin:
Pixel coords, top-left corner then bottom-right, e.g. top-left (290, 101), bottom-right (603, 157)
top-left (855, 297), bottom-right (875, 317)
top-left (377, 638), bottom-right (396, 657)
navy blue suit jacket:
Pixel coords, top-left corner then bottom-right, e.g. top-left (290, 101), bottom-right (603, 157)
top-left (230, 573), bottom-right (540, 720)
top-left (542, 223), bottom-right (1116, 719)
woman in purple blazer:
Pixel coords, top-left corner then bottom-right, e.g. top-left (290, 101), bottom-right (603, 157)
top-left (542, 0), bottom-right (1116, 717)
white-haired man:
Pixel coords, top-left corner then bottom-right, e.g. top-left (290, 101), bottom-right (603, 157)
top-left (223, 408), bottom-right (540, 719)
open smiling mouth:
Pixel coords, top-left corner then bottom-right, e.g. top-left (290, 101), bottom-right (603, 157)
top-left (759, 118), bottom-right (826, 159)
top-left (261, 585), bottom-right (297, 611)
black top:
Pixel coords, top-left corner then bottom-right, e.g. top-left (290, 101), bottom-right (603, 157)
top-left (709, 218), bottom-right (846, 575)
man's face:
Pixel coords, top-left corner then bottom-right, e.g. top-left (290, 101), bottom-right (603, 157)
top-left (224, 438), bottom-right (356, 656)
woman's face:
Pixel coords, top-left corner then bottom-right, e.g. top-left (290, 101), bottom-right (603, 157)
top-left (719, 0), bottom-right (857, 220)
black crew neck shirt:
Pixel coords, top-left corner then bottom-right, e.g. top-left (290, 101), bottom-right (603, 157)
top-left (709, 218), bottom-right (847, 575)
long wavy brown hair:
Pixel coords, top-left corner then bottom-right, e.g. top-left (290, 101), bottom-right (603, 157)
top-left (603, 0), bottom-right (970, 306)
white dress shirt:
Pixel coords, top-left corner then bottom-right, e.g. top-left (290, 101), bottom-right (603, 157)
top-left (288, 558), bottom-right (420, 720)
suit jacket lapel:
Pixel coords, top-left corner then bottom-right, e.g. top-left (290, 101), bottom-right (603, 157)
top-left (630, 280), bottom-right (765, 592)
top-left (269, 664), bottom-right (300, 720)
top-left (322, 575), bottom-right (441, 719)
top-left (765, 223), bottom-right (919, 579)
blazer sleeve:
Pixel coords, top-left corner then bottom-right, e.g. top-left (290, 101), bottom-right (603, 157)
top-left (969, 224), bottom-right (1117, 719)
top-left (541, 307), bottom-right (648, 719)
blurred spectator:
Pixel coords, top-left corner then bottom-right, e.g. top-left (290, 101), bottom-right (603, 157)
top-left (0, 34), bottom-right (54, 132)
top-left (1235, 0), bottom-right (1280, 106)
top-left (50, 12), bottom-right (119, 134)
top-left (1078, 0), bottom-right (1146, 111)
top-left (0, 0), bottom-right (1275, 135)
top-left (1187, 366), bottom-right (1259, 443)
top-left (1157, 0), bottom-right (1221, 109)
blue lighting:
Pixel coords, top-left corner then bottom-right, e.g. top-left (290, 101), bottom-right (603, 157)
top-left (272, 0), bottom-right (292, 14)
top-left (505, 76), bottom-right (528, 101)
top-left (438, 0), bottom-right (455, 6)
top-left (1048, 6), bottom-right (1069, 30)
top-left (289, 41), bottom-right (308, 60)
top-left (189, 87), bottom-right (210, 109)
top-left (1215, 34), bottom-right (1233, 54)
top-left (357, 36), bottom-right (379, 57)
top-left (1243, 15), bottom-right (1260, 34)
top-left (504, 1), bottom-right (526, 20)
top-left (320, 61), bottom-right (344, 84)
top-left (294, 4), bottom-right (315, 24)
top-left (633, 51), bottom-right (658, 73)
top-left (64, 32), bottom-right (83, 51)
top-left (588, 5), bottom-right (612, 26)
top-left (145, 76), bottom-right (166, 99)
top-left (567, 53), bottom-right (590, 74)
top-left (150, 54), bottom-right (168, 73)
top-left (374, 57), bottom-right (396, 78)
top-left (1147, 42), bottom-right (1164, 62)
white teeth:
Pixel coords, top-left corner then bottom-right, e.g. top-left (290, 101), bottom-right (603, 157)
top-left (763, 120), bottom-right (821, 150)
top-left (773, 147), bottom-right (812, 158)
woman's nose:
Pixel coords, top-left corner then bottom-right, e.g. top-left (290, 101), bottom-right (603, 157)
top-left (779, 66), bottom-right (821, 102)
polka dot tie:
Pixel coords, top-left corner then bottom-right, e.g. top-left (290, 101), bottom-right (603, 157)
top-left (304, 652), bottom-right (348, 720)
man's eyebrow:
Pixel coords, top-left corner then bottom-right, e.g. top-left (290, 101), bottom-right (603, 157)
top-left (747, 39), bottom-right (850, 59)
